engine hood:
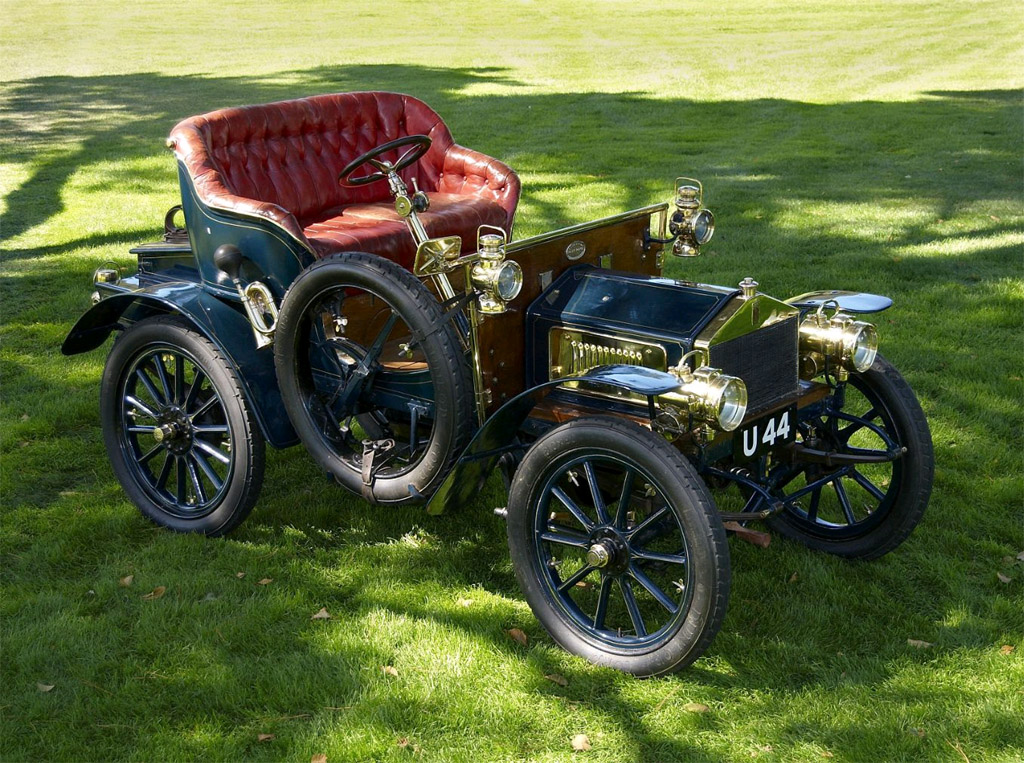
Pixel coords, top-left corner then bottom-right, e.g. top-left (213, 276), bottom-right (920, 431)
top-left (525, 266), bottom-right (739, 386)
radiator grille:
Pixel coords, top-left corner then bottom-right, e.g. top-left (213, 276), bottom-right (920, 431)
top-left (708, 316), bottom-right (799, 415)
top-left (565, 340), bottom-right (645, 374)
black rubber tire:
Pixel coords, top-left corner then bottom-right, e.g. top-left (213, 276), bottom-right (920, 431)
top-left (274, 252), bottom-right (474, 504)
top-left (507, 416), bottom-right (731, 676)
top-left (100, 316), bottom-right (265, 536)
top-left (767, 355), bottom-right (933, 559)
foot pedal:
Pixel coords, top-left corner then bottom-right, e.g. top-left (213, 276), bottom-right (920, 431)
top-left (723, 521), bottom-right (771, 548)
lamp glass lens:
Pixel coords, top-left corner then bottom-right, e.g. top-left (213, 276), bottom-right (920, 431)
top-left (693, 210), bottom-right (715, 245)
top-left (717, 378), bottom-right (747, 431)
top-left (496, 261), bottom-right (523, 301)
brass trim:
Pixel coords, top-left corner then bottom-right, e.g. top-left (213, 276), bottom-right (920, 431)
top-left (693, 293), bottom-right (799, 350)
top-left (505, 204), bottom-right (669, 253)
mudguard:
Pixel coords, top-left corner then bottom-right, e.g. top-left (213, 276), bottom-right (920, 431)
top-left (426, 365), bottom-right (682, 514)
top-left (61, 282), bottom-right (298, 448)
top-left (785, 290), bottom-right (893, 314)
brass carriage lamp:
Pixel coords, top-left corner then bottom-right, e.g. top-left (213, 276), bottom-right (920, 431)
top-left (798, 302), bottom-right (879, 379)
top-left (669, 180), bottom-right (715, 257)
top-left (470, 231), bottom-right (523, 314)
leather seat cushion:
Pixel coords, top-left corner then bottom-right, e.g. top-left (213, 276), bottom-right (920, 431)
top-left (303, 192), bottom-right (509, 267)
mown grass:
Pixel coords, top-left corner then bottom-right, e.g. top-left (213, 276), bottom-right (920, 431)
top-left (2, 1), bottom-right (1022, 761)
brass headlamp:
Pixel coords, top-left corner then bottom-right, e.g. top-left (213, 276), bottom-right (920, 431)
top-left (798, 302), bottom-right (879, 378)
top-left (669, 178), bottom-right (715, 257)
top-left (470, 229), bottom-right (523, 314)
top-left (665, 351), bottom-right (748, 431)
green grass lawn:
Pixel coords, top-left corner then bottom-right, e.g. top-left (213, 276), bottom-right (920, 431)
top-left (2, 1), bottom-right (1022, 760)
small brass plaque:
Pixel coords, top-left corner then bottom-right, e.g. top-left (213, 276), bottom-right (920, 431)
top-left (565, 240), bottom-right (586, 261)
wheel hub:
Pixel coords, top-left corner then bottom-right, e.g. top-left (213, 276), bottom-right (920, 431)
top-left (586, 540), bottom-right (614, 568)
top-left (154, 406), bottom-right (193, 454)
top-left (588, 528), bottom-right (630, 575)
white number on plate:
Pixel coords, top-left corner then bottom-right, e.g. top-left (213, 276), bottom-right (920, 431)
top-left (742, 410), bottom-right (791, 457)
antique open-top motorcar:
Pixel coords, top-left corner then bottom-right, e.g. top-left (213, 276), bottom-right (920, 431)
top-left (63, 92), bottom-right (933, 676)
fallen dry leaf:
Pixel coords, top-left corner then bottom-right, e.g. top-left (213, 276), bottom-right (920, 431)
top-left (257, 578), bottom-right (273, 586)
top-left (821, 752), bottom-right (834, 759)
top-left (996, 572), bottom-right (1011, 584)
top-left (311, 755), bottom-right (327, 763)
top-left (382, 665), bottom-right (398, 677)
top-left (909, 728), bottom-right (926, 738)
top-left (456, 598), bottom-right (473, 607)
top-left (683, 702), bottom-right (710, 713)
top-left (571, 734), bottom-right (591, 751)
top-left (999, 644), bottom-right (1014, 655)
top-left (20, 413), bottom-right (29, 421)
top-left (236, 571), bottom-right (246, 579)
top-left (397, 737), bottom-right (410, 748)
top-left (508, 627), bottom-right (528, 646)
top-left (142, 586), bottom-right (166, 601)
top-left (311, 607), bottom-right (331, 620)
top-left (36, 683), bottom-right (54, 693)
top-left (1016, 550), bottom-right (1024, 562)
top-left (907, 639), bottom-right (934, 649)
top-left (119, 575), bottom-right (133, 587)
top-left (545, 673), bottom-right (569, 687)
top-left (257, 733), bottom-right (275, 742)
top-left (788, 572), bottom-right (799, 584)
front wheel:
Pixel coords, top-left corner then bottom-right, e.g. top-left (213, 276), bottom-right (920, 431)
top-left (100, 316), bottom-right (265, 536)
top-left (507, 417), bottom-right (730, 676)
top-left (766, 355), bottom-right (933, 559)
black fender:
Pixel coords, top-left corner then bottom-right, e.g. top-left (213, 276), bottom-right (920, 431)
top-left (426, 365), bottom-right (682, 514)
top-left (61, 283), bottom-right (297, 448)
top-left (785, 290), bottom-right (893, 314)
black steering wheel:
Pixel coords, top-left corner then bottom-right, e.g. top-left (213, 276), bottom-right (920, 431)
top-left (338, 135), bottom-right (432, 187)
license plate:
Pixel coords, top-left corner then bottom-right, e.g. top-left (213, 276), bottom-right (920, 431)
top-left (733, 404), bottom-right (797, 462)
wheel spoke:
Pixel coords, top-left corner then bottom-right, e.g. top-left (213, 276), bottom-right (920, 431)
top-left (628, 563), bottom-right (679, 614)
top-left (175, 456), bottom-right (187, 504)
top-left (193, 424), bottom-right (229, 435)
top-left (183, 369), bottom-right (207, 412)
top-left (541, 527), bottom-right (591, 548)
top-left (593, 576), bottom-right (613, 631)
top-left (550, 486), bottom-right (595, 531)
top-left (583, 461), bottom-right (609, 524)
top-left (190, 396), bottom-right (218, 421)
top-left (613, 467), bottom-right (634, 529)
top-left (138, 442), bottom-right (164, 465)
top-left (185, 457), bottom-right (207, 504)
top-left (194, 439), bottom-right (230, 465)
top-left (191, 451), bottom-right (223, 491)
top-left (626, 504), bottom-right (669, 540)
top-left (151, 356), bottom-right (173, 404)
top-left (849, 468), bottom-right (887, 501)
top-left (134, 368), bottom-right (165, 406)
top-left (833, 478), bottom-right (856, 524)
top-left (155, 452), bottom-right (173, 490)
top-left (632, 549), bottom-right (687, 565)
top-left (125, 395), bottom-right (160, 420)
top-left (617, 577), bottom-right (647, 637)
top-left (557, 563), bottom-right (595, 593)
top-left (173, 355), bottom-right (185, 405)
top-left (807, 487), bottom-right (821, 522)
top-left (128, 425), bottom-right (157, 435)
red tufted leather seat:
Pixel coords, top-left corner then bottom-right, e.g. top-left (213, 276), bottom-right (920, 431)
top-left (168, 92), bottom-right (520, 269)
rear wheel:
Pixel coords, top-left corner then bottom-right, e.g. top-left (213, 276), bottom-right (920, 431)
top-left (274, 253), bottom-right (474, 504)
top-left (507, 417), bottom-right (730, 676)
top-left (100, 316), bottom-right (264, 535)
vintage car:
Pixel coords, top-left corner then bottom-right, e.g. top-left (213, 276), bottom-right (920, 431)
top-left (63, 92), bottom-right (934, 676)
